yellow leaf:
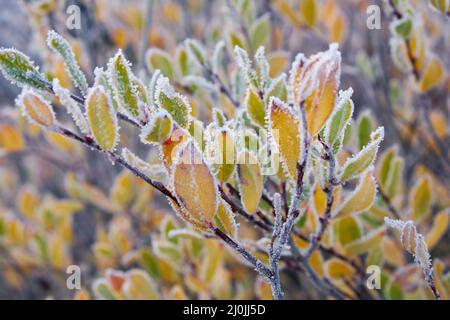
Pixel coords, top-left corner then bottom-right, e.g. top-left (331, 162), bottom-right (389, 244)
top-left (161, 128), bottom-right (189, 168)
top-left (309, 250), bottom-right (324, 277)
top-left (329, 14), bottom-right (346, 43)
top-left (173, 140), bottom-right (219, 224)
top-left (0, 124), bottom-right (24, 152)
top-left (86, 86), bottom-right (119, 151)
top-left (312, 183), bottom-right (327, 216)
top-left (123, 269), bottom-right (160, 300)
top-left (325, 258), bottom-right (355, 281)
top-left (300, 0), bottom-right (317, 27)
top-left (409, 176), bottom-right (432, 224)
top-left (268, 51), bottom-right (289, 77)
top-left (429, 110), bottom-right (448, 139)
top-left (17, 187), bottom-right (39, 219)
top-left (269, 98), bottom-right (303, 181)
top-left (212, 129), bottom-right (236, 182)
top-left (111, 171), bottom-right (135, 208)
top-left (237, 152), bottom-right (263, 214)
top-left (382, 236), bottom-right (405, 266)
top-left (215, 199), bottom-right (237, 238)
top-left (255, 276), bottom-right (273, 300)
top-left (304, 60), bottom-right (339, 135)
top-left (419, 57), bottom-right (444, 93)
top-left (18, 90), bottom-right (55, 127)
top-left (425, 209), bottom-right (449, 250)
top-left (45, 131), bottom-right (76, 153)
top-left (343, 227), bottom-right (385, 256)
top-left (336, 215), bottom-right (362, 246)
top-left (338, 171), bottom-right (377, 216)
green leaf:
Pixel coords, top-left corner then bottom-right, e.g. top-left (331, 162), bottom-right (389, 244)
top-left (156, 76), bottom-right (191, 128)
top-left (264, 74), bottom-right (288, 105)
top-left (250, 13), bottom-right (271, 52)
top-left (357, 110), bottom-right (375, 151)
top-left (0, 48), bottom-right (47, 89)
top-left (47, 31), bottom-right (88, 95)
top-left (185, 39), bottom-right (207, 67)
top-left (245, 88), bottom-right (266, 127)
top-left (108, 50), bottom-right (140, 119)
top-left (93, 279), bottom-right (117, 300)
top-left (391, 17), bottom-right (413, 39)
top-left (139, 110), bottom-right (173, 144)
top-left (86, 86), bottom-right (119, 151)
top-left (324, 88), bottom-right (354, 153)
top-left (146, 48), bottom-right (175, 79)
top-left (339, 127), bottom-right (384, 182)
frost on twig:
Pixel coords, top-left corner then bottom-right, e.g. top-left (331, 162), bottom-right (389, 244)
top-left (384, 217), bottom-right (440, 299)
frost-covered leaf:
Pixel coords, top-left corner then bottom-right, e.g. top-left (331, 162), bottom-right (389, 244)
top-left (339, 127), bottom-right (384, 182)
top-left (409, 176), bottom-right (432, 224)
top-left (140, 110), bottom-right (173, 144)
top-left (161, 128), bottom-right (190, 168)
top-left (0, 48), bottom-right (47, 90)
top-left (337, 170), bottom-right (377, 216)
top-left (234, 46), bottom-right (259, 89)
top-left (173, 140), bottom-right (219, 225)
top-left (208, 128), bottom-right (236, 182)
top-left (146, 48), bottom-right (175, 79)
top-left (268, 97), bottom-right (303, 181)
top-left (324, 88), bottom-right (354, 153)
top-left (237, 151), bottom-right (263, 214)
top-left (215, 199), bottom-right (238, 239)
top-left (94, 67), bottom-right (119, 112)
top-left (264, 74), bottom-right (288, 105)
top-left (155, 76), bottom-right (191, 128)
top-left (245, 88), bottom-right (265, 127)
top-left (303, 45), bottom-right (341, 136)
top-left (384, 218), bottom-right (433, 280)
top-left (86, 86), bottom-right (119, 151)
top-left (17, 89), bottom-right (56, 127)
top-left (47, 31), bottom-right (88, 95)
top-left (52, 78), bottom-right (89, 135)
top-left (108, 50), bottom-right (140, 119)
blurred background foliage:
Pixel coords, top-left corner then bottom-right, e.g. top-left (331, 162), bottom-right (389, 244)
top-left (0, 0), bottom-right (449, 299)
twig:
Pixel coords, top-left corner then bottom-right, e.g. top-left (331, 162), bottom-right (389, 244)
top-left (304, 137), bottom-right (336, 259)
